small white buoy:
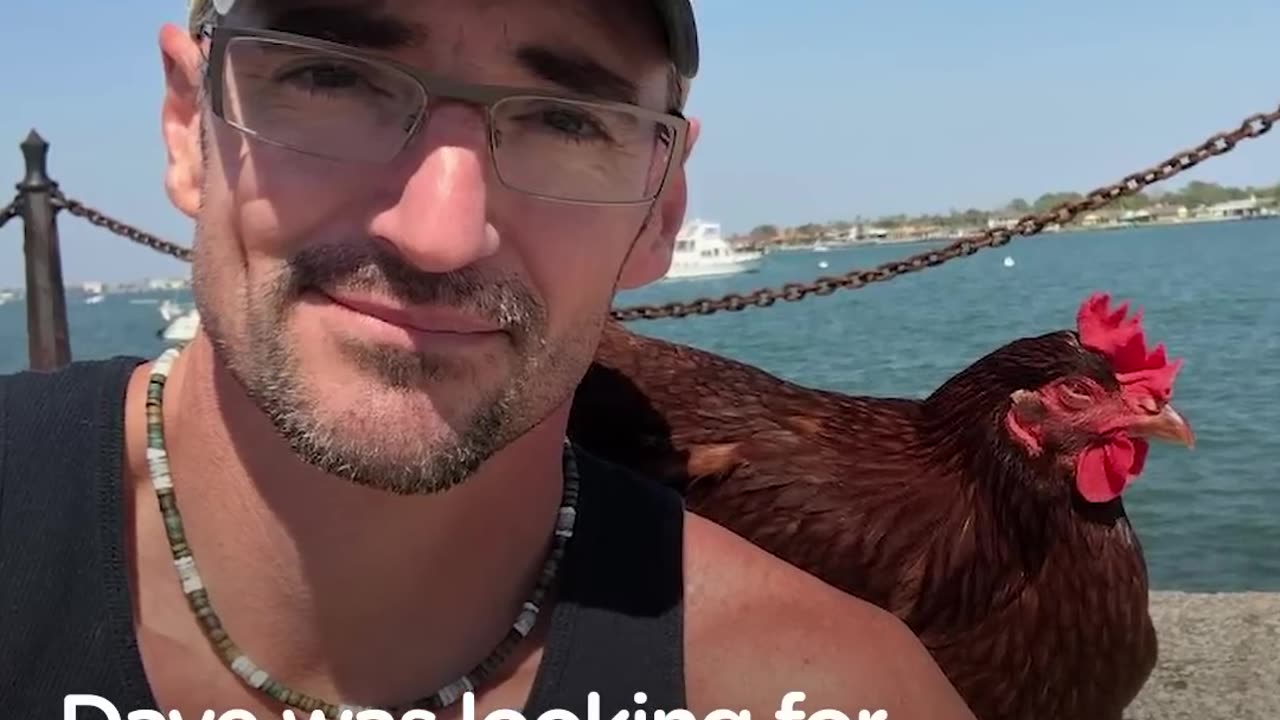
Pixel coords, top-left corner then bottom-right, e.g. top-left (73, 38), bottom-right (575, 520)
top-left (818, 260), bottom-right (829, 269)
top-left (1003, 256), bottom-right (1016, 268)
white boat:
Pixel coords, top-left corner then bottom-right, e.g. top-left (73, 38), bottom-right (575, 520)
top-left (158, 299), bottom-right (200, 343)
top-left (663, 219), bottom-right (764, 280)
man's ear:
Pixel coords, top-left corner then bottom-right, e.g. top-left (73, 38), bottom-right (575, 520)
top-left (159, 23), bottom-right (206, 219)
top-left (617, 117), bottom-right (702, 289)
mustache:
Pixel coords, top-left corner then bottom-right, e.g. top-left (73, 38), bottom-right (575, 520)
top-left (278, 242), bottom-right (542, 332)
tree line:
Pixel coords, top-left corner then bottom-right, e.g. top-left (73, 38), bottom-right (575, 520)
top-left (741, 180), bottom-right (1279, 240)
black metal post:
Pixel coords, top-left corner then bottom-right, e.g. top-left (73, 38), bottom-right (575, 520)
top-left (18, 130), bottom-right (72, 371)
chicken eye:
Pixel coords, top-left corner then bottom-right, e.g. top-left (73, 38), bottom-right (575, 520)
top-left (1059, 383), bottom-right (1093, 408)
top-left (1136, 394), bottom-right (1160, 414)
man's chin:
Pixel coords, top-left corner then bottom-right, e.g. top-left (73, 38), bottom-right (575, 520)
top-left (223, 314), bottom-right (534, 494)
top-left (263, 378), bottom-right (510, 496)
top-left (307, 356), bottom-right (491, 433)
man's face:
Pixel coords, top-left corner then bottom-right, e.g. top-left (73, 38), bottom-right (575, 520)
top-left (160, 0), bottom-right (697, 493)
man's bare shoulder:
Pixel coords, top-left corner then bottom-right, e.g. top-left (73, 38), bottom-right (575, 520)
top-left (681, 512), bottom-right (976, 720)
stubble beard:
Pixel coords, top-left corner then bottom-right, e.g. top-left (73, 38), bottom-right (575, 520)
top-left (192, 227), bottom-right (586, 497)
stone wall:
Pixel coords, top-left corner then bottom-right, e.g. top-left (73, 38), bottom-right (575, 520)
top-left (1125, 592), bottom-right (1279, 720)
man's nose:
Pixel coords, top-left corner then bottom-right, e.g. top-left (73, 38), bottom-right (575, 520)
top-left (368, 105), bottom-right (498, 273)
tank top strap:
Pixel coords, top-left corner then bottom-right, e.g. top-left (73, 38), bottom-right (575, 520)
top-left (0, 356), bottom-right (153, 715)
top-left (522, 445), bottom-right (687, 717)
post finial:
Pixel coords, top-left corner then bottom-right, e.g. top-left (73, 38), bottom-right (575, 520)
top-left (19, 129), bottom-right (56, 192)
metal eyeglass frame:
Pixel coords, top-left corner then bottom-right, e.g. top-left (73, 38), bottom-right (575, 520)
top-left (197, 23), bottom-right (690, 207)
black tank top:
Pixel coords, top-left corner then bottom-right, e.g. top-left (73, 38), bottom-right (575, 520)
top-left (0, 357), bottom-right (685, 718)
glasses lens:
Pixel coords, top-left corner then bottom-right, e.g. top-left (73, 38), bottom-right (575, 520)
top-left (491, 97), bottom-right (679, 203)
top-left (217, 36), bottom-right (680, 203)
top-left (220, 36), bottom-right (424, 162)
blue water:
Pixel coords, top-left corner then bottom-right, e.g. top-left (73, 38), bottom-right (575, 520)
top-left (1, 219), bottom-right (1277, 591)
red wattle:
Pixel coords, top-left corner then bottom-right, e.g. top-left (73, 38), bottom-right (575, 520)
top-left (1076, 436), bottom-right (1143, 503)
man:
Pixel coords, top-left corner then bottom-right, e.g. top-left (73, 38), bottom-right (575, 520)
top-left (0, 1), bottom-right (975, 718)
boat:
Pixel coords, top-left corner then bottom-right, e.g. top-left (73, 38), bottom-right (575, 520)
top-left (158, 298), bottom-right (200, 343)
top-left (663, 219), bottom-right (764, 280)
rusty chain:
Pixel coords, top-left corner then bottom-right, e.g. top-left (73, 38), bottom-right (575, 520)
top-left (14, 102), bottom-right (1278, 321)
top-left (611, 103), bottom-right (1280, 321)
top-left (51, 192), bottom-right (194, 261)
top-left (0, 194), bottom-right (20, 229)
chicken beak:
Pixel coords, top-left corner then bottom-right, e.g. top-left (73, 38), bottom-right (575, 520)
top-left (1129, 403), bottom-right (1195, 448)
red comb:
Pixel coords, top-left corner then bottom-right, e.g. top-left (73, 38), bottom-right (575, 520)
top-left (1076, 293), bottom-right (1182, 402)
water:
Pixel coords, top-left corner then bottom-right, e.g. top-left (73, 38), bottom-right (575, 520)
top-left (1, 220), bottom-right (1277, 591)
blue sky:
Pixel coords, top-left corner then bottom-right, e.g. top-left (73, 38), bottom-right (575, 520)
top-left (1, 0), bottom-right (1277, 286)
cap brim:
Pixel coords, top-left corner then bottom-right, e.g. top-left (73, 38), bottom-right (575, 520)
top-left (191, 0), bottom-right (699, 77)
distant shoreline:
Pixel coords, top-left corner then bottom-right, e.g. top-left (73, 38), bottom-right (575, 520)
top-left (761, 212), bottom-right (1280, 252)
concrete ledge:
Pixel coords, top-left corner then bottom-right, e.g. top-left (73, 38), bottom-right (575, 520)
top-left (1125, 591), bottom-right (1280, 720)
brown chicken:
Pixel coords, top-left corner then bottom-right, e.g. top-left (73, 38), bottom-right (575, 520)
top-left (567, 293), bottom-right (1195, 720)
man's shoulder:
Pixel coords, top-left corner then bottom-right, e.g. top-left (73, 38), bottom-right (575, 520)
top-left (681, 513), bottom-right (976, 719)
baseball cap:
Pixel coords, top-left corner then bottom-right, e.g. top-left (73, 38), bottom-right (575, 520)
top-left (188, 0), bottom-right (699, 77)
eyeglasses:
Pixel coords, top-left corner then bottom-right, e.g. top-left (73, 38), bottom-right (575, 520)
top-left (199, 25), bottom-right (689, 205)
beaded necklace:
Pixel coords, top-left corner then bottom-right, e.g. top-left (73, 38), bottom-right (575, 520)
top-left (144, 346), bottom-right (581, 718)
